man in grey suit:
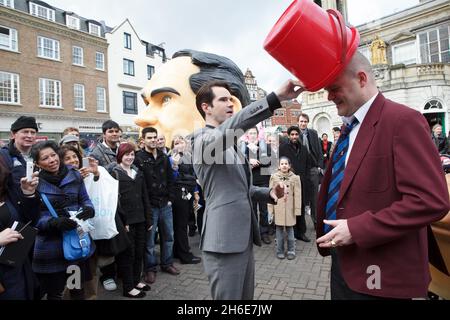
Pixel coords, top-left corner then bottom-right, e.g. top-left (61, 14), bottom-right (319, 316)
top-left (192, 80), bottom-right (303, 300)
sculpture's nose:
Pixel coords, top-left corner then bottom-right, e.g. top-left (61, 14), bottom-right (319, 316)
top-left (135, 108), bottom-right (158, 128)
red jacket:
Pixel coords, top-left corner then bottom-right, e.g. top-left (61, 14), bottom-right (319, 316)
top-left (317, 93), bottom-right (450, 299)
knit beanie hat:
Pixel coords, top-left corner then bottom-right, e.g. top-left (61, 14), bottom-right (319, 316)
top-left (11, 116), bottom-right (39, 133)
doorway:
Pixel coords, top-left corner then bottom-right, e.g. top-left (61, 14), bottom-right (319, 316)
top-left (423, 99), bottom-right (446, 134)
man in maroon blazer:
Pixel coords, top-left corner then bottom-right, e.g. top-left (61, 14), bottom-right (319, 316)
top-left (316, 52), bottom-right (450, 299)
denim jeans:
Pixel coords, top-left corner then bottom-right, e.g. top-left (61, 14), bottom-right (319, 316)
top-left (276, 226), bottom-right (295, 255)
top-left (144, 204), bottom-right (174, 271)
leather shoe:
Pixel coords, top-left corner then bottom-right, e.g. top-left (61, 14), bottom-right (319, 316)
top-left (180, 256), bottom-right (201, 264)
top-left (136, 283), bottom-right (151, 292)
top-left (161, 265), bottom-right (180, 275)
top-left (296, 234), bottom-right (311, 242)
top-left (124, 290), bottom-right (146, 299)
top-left (262, 235), bottom-right (272, 245)
top-left (144, 271), bottom-right (156, 284)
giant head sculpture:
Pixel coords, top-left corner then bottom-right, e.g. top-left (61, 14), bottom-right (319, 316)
top-left (136, 49), bottom-right (250, 146)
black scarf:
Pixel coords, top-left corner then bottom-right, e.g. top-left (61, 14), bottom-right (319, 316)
top-left (39, 164), bottom-right (69, 186)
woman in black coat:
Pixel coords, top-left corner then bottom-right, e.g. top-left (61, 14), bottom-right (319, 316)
top-left (170, 136), bottom-right (201, 264)
top-left (0, 160), bottom-right (40, 300)
top-left (109, 143), bottom-right (153, 298)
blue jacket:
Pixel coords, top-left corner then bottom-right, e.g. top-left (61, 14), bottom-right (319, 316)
top-left (0, 142), bottom-right (29, 206)
top-left (33, 166), bottom-right (94, 274)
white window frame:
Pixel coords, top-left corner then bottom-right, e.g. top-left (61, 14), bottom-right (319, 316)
top-left (39, 78), bottom-right (62, 108)
top-left (95, 52), bottom-right (104, 71)
top-left (74, 84), bottom-right (85, 111)
top-left (89, 23), bottom-right (101, 37)
top-left (124, 32), bottom-right (132, 49)
top-left (392, 41), bottom-right (417, 65)
top-left (418, 25), bottom-right (450, 64)
top-left (0, 71), bottom-right (20, 105)
top-left (0, 25), bottom-right (18, 52)
top-left (72, 46), bottom-right (84, 66)
top-left (96, 87), bottom-right (106, 112)
top-left (123, 59), bottom-right (135, 76)
top-left (37, 36), bottom-right (60, 61)
top-left (66, 15), bottom-right (80, 30)
top-left (29, 2), bottom-right (55, 22)
top-left (0, 0), bottom-right (14, 8)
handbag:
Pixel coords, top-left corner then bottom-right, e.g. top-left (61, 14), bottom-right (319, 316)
top-left (41, 193), bottom-right (92, 261)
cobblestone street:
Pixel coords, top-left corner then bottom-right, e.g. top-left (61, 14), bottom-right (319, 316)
top-left (99, 220), bottom-right (331, 300)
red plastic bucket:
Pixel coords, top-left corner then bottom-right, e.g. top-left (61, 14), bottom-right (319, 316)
top-left (264, 0), bottom-right (360, 92)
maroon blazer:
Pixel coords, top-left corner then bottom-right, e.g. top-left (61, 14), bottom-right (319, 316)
top-left (317, 93), bottom-right (450, 299)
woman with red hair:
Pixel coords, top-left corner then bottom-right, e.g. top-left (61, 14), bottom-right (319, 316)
top-left (108, 143), bottom-right (153, 298)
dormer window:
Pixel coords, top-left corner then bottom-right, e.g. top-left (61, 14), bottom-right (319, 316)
top-left (0, 0), bottom-right (14, 8)
top-left (89, 23), bottom-right (101, 37)
top-left (29, 2), bottom-right (55, 22)
top-left (66, 15), bottom-right (80, 30)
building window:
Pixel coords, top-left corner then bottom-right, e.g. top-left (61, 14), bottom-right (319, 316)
top-left (419, 25), bottom-right (450, 64)
top-left (37, 36), bottom-right (60, 60)
top-left (124, 33), bottom-right (131, 49)
top-left (147, 65), bottom-right (155, 80)
top-left (123, 59), bottom-right (135, 76)
top-left (0, 26), bottom-right (17, 52)
top-left (291, 110), bottom-right (301, 118)
top-left (89, 23), bottom-right (101, 37)
top-left (0, 0), bottom-right (14, 8)
top-left (72, 46), bottom-right (84, 66)
top-left (0, 71), bottom-right (19, 104)
top-left (274, 110), bottom-right (285, 117)
top-left (359, 45), bottom-right (372, 64)
top-left (29, 2), bottom-right (55, 22)
top-left (95, 52), bottom-right (104, 70)
top-left (39, 78), bottom-right (61, 108)
top-left (96, 87), bottom-right (106, 112)
top-left (424, 100), bottom-right (443, 111)
top-left (74, 84), bottom-right (85, 110)
top-left (66, 15), bottom-right (80, 30)
top-left (123, 91), bottom-right (137, 115)
top-left (392, 41), bottom-right (417, 65)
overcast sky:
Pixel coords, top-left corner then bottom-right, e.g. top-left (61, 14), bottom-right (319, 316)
top-left (47, 0), bottom-right (419, 90)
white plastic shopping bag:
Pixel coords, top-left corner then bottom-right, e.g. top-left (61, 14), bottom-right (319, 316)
top-left (84, 166), bottom-right (119, 240)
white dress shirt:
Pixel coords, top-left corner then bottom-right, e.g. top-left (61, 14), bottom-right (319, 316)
top-left (342, 93), bottom-right (379, 166)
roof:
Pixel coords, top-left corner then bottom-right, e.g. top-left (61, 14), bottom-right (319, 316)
top-left (11, 0), bottom-right (108, 37)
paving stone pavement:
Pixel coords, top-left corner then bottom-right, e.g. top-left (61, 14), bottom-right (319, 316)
top-left (98, 219), bottom-right (331, 300)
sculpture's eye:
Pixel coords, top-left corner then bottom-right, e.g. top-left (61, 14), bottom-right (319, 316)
top-left (162, 96), bottom-right (171, 104)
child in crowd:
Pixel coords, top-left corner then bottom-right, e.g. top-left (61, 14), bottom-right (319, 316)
top-left (268, 157), bottom-right (301, 260)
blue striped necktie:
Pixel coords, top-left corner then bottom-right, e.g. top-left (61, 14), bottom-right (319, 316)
top-left (324, 117), bottom-right (360, 233)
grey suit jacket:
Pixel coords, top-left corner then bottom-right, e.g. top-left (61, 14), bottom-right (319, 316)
top-left (192, 98), bottom-right (276, 254)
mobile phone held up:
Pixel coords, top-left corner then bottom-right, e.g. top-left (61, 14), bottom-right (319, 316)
top-left (26, 161), bottom-right (34, 182)
top-left (82, 157), bottom-right (90, 168)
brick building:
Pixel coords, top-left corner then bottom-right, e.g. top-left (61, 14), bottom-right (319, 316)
top-left (271, 100), bottom-right (302, 133)
top-left (0, 0), bottom-right (109, 141)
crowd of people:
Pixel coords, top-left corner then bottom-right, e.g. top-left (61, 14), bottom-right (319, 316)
top-left (0, 117), bottom-right (205, 300)
top-left (0, 54), bottom-right (449, 300)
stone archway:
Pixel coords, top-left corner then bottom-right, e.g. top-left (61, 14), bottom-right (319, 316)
top-left (314, 114), bottom-right (332, 138)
